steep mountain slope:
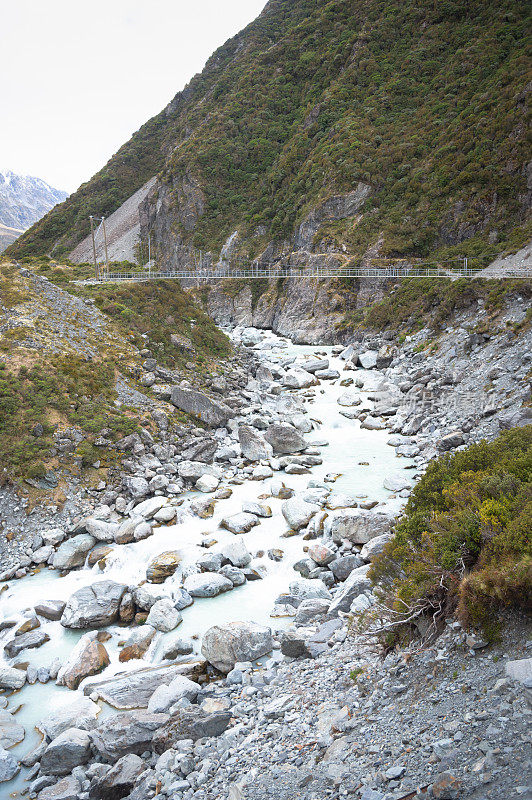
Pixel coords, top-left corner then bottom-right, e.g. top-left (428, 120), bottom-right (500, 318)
top-left (0, 170), bottom-right (67, 252)
top-left (7, 0), bottom-right (531, 269)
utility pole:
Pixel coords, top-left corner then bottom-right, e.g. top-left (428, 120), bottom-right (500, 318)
top-left (89, 216), bottom-right (98, 278)
top-left (102, 217), bottom-right (109, 276)
top-left (148, 234), bottom-right (151, 278)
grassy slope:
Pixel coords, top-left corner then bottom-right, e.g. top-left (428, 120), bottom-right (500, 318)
top-left (7, 0), bottom-right (530, 264)
top-left (0, 260), bottom-right (230, 484)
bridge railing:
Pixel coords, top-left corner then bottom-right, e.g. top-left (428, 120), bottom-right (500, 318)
top-left (75, 260), bottom-right (530, 284)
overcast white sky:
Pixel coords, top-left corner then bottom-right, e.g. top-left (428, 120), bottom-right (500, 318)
top-left (1, 0), bottom-right (266, 193)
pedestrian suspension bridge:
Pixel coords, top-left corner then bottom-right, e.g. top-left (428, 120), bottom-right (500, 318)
top-left (80, 259), bottom-right (530, 285)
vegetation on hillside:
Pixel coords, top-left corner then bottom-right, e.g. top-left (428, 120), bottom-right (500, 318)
top-left (338, 276), bottom-right (532, 332)
top-left (7, 0), bottom-right (530, 266)
top-left (369, 427), bottom-right (532, 641)
top-left (0, 260), bottom-right (231, 485)
top-left (0, 356), bottom-right (137, 481)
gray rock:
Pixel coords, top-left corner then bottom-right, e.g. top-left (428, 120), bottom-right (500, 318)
top-left (325, 509), bottom-right (394, 544)
top-left (220, 538), bottom-right (252, 567)
top-left (83, 662), bottom-right (206, 709)
top-left (36, 776), bottom-right (81, 800)
top-left (0, 709), bottom-right (24, 749)
top-left (330, 554), bottom-right (364, 580)
top-left (35, 600), bottom-right (66, 621)
top-left (264, 423), bottom-right (307, 454)
top-left (238, 425), bottom-right (273, 461)
top-left (88, 753), bottom-right (146, 800)
top-left (358, 351), bottom-right (378, 369)
top-left (437, 431), bottom-right (465, 451)
top-left (219, 564), bottom-right (246, 585)
top-left (202, 621), bottom-right (273, 673)
top-left (170, 386), bottom-right (235, 427)
top-left (52, 534), bottom-right (95, 570)
top-left (289, 579), bottom-right (332, 602)
top-left (221, 512), bottom-right (260, 534)
top-left (0, 745), bottom-right (18, 782)
top-left (147, 675), bottom-right (200, 712)
top-left (295, 598), bottom-right (331, 626)
top-left (40, 728), bottom-right (91, 775)
top-left (61, 581), bottom-right (127, 628)
top-left (91, 711), bottom-right (169, 761)
top-left (152, 707), bottom-right (232, 753)
top-left (4, 629), bottom-right (50, 657)
top-left (38, 697), bottom-right (100, 740)
top-left (146, 599), bottom-right (182, 632)
top-left (184, 572), bottom-right (233, 598)
top-left (123, 476), bottom-right (150, 499)
top-left (359, 533), bottom-right (393, 562)
top-left (327, 565), bottom-right (372, 617)
top-left (282, 496), bottom-right (320, 530)
top-left (162, 635), bottom-right (194, 659)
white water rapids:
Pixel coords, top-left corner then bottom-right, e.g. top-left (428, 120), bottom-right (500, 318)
top-left (0, 331), bottom-right (416, 795)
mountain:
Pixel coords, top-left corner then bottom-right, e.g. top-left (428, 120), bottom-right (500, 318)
top-left (0, 170), bottom-right (67, 253)
top-left (7, 0), bottom-right (530, 269)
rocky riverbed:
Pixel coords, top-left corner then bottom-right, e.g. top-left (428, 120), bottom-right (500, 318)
top-left (0, 315), bottom-right (531, 800)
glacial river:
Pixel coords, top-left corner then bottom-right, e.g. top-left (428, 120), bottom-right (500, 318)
top-left (0, 330), bottom-right (415, 795)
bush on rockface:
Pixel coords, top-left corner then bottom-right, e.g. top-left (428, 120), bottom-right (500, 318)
top-left (369, 427), bottom-right (532, 640)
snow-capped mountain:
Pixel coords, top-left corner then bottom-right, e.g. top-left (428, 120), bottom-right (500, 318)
top-left (0, 169), bottom-right (68, 231)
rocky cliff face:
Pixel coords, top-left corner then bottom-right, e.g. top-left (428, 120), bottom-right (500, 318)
top-left (192, 273), bottom-right (392, 344)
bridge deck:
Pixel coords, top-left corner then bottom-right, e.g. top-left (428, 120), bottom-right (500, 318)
top-left (77, 263), bottom-right (531, 284)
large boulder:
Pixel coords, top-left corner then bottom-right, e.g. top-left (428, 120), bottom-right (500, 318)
top-left (282, 368), bottom-right (318, 389)
top-left (83, 518), bottom-right (119, 543)
top-left (282, 496), bottom-right (320, 530)
top-left (358, 351), bottom-right (378, 369)
top-left (52, 534), bottom-right (95, 571)
top-left (170, 386), bottom-right (235, 427)
top-left (57, 633), bottom-right (110, 689)
top-left (360, 533), bottom-right (393, 562)
top-left (220, 539), bottom-right (252, 567)
top-left (264, 423), bottom-right (306, 454)
top-left (289, 579), bottom-right (332, 603)
top-left (61, 581), bottom-right (128, 629)
top-left (83, 662), bottom-right (206, 709)
top-left (0, 746), bottom-right (19, 782)
top-left (37, 777), bottom-right (80, 800)
top-left (35, 600), bottom-right (66, 621)
top-left (146, 599), bottom-right (182, 632)
top-left (87, 753), bottom-right (146, 800)
top-left (0, 709), bottom-right (24, 750)
top-left (38, 697), bottom-right (101, 740)
top-left (324, 509), bottom-right (394, 544)
top-left (202, 621), bottom-right (273, 673)
top-left (327, 565), bottom-right (372, 617)
top-left (40, 728), bottom-right (91, 775)
top-left (220, 512), bottom-right (259, 534)
top-left (238, 425), bottom-right (273, 461)
top-left (300, 357), bottom-right (329, 373)
top-left (91, 711), bottom-right (169, 761)
top-left (177, 460), bottom-right (221, 482)
top-left (4, 630), bottom-right (49, 658)
top-left (146, 551), bottom-right (181, 583)
top-left (152, 707), bottom-right (232, 753)
top-left (147, 675), bottom-right (200, 713)
top-left (183, 573), bottom-right (233, 598)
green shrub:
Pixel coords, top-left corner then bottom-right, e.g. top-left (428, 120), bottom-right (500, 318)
top-left (370, 427), bottom-right (532, 638)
